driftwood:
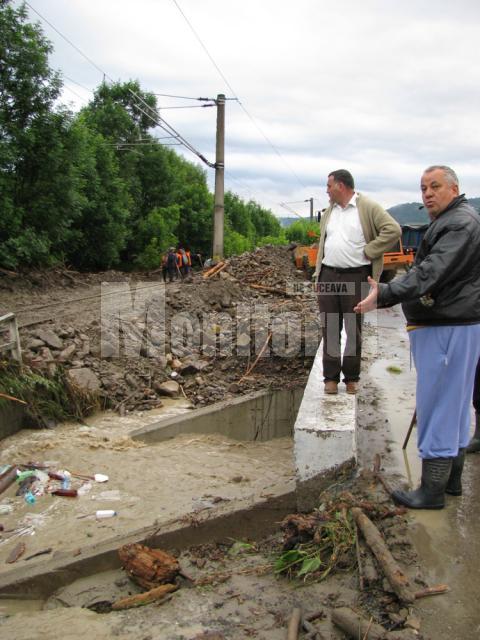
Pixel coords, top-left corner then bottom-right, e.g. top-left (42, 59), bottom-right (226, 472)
top-left (332, 608), bottom-right (385, 639)
top-left (415, 583), bottom-right (449, 599)
top-left (286, 607), bottom-right (302, 640)
top-left (0, 466), bottom-right (19, 496)
top-left (118, 543), bottom-right (180, 590)
top-left (111, 583), bottom-right (177, 610)
top-left (351, 508), bottom-right (415, 604)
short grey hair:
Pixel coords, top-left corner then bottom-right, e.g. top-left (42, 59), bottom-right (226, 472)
top-left (424, 165), bottom-right (459, 187)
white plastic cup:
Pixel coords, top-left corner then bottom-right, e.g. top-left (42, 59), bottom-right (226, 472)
top-left (95, 509), bottom-right (117, 519)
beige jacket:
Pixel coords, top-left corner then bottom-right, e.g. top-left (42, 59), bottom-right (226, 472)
top-left (313, 193), bottom-right (401, 283)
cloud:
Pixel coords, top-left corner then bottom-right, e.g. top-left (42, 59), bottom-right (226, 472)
top-left (19, 0), bottom-right (480, 216)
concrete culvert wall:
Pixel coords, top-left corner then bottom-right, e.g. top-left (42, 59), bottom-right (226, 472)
top-left (131, 387), bottom-right (304, 444)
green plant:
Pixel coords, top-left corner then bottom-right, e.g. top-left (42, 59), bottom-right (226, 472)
top-left (0, 359), bottom-right (98, 427)
top-left (274, 509), bottom-right (356, 582)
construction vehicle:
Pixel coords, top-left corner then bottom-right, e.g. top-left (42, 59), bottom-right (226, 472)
top-left (293, 230), bottom-right (415, 282)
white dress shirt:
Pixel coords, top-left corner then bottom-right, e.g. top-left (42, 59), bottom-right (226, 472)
top-left (322, 194), bottom-right (370, 268)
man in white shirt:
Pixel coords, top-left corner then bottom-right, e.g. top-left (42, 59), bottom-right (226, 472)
top-left (313, 169), bottom-right (401, 395)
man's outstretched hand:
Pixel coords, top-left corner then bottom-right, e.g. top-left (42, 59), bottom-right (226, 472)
top-left (354, 276), bottom-right (379, 313)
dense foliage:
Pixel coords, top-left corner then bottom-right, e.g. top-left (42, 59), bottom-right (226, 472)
top-left (0, 1), bottom-right (285, 271)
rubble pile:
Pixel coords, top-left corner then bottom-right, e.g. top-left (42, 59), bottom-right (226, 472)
top-left (12, 246), bottom-right (320, 419)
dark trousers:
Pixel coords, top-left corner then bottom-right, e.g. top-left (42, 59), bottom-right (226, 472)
top-left (317, 264), bottom-right (371, 383)
top-left (474, 358), bottom-right (480, 413)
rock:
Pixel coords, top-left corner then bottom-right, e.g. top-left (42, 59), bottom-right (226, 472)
top-left (35, 329), bottom-right (63, 350)
top-left (195, 376), bottom-right (205, 386)
top-left (154, 380), bottom-right (180, 397)
top-left (237, 333), bottom-right (250, 348)
top-left (66, 368), bottom-right (101, 392)
top-left (39, 346), bottom-right (55, 362)
top-left (171, 358), bottom-right (182, 370)
top-left (405, 615), bottom-right (421, 631)
top-left (27, 338), bottom-right (46, 351)
top-left (180, 358), bottom-right (209, 375)
top-left (58, 344), bottom-right (76, 362)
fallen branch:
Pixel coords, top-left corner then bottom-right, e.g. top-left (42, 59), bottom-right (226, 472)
top-left (238, 330), bottom-right (272, 384)
top-left (332, 608), bottom-right (385, 640)
top-left (286, 607), bottom-right (302, 640)
top-left (249, 283), bottom-right (289, 296)
top-left (111, 583), bottom-right (177, 610)
top-left (0, 392), bottom-right (27, 405)
top-left (354, 522), bottom-right (364, 591)
top-left (415, 583), bottom-right (449, 599)
top-left (202, 261), bottom-right (226, 279)
top-left (351, 507), bottom-right (415, 604)
top-left (372, 454), bottom-right (392, 496)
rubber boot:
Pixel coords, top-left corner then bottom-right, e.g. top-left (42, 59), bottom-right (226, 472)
top-left (445, 448), bottom-right (466, 496)
top-left (466, 412), bottom-right (480, 453)
top-left (391, 458), bottom-right (452, 510)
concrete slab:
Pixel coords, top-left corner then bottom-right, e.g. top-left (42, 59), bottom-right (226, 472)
top-left (294, 333), bottom-right (357, 510)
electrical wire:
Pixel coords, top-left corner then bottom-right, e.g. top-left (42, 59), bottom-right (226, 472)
top-left (24, 1), bottom-right (215, 168)
top-left (171, 0), bottom-right (307, 190)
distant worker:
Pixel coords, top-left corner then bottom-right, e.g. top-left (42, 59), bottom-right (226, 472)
top-left (466, 359), bottom-right (480, 453)
top-left (313, 169), bottom-right (401, 395)
top-left (184, 248), bottom-right (192, 276)
top-left (175, 248), bottom-right (183, 280)
top-left (354, 165), bottom-right (480, 510)
top-left (161, 252), bottom-right (168, 283)
top-left (166, 247), bottom-right (177, 282)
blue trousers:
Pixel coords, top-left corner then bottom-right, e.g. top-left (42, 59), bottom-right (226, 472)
top-left (409, 324), bottom-right (480, 459)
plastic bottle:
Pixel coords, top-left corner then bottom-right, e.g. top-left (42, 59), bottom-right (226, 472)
top-left (24, 491), bottom-right (36, 505)
top-left (96, 509), bottom-right (117, 519)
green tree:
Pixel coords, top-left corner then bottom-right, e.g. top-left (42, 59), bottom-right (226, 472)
top-left (0, 0), bottom-right (73, 268)
top-left (285, 219), bottom-right (320, 245)
top-left (65, 118), bottom-right (130, 269)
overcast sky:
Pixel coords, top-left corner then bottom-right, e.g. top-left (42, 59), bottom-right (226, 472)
top-left (17, 0), bottom-right (480, 217)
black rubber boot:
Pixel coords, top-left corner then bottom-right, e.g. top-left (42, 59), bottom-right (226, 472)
top-left (392, 458), bottom-right (452, 510)
top-left (466, 412), bottom-right (480, 453)
top-left (445, 448), bottom-right (466, 496)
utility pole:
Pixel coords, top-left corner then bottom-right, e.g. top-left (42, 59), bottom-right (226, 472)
top-left (305, 197), bottom-right (314, 221)
top-left (212, 93), bottom-right (225, 260)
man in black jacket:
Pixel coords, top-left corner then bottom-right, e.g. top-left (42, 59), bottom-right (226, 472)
top-left (354, 165), bottom-right (480, 510)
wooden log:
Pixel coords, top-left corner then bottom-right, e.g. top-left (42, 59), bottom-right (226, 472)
top-left (331, 608), bottom-right (385, 639)
top-left (111, 583), bottom-right (177, 610)
top-left (206, 262), bottom-right (228, 278)
top-left (286, 607), bottom-right (302, 640)
top-left (202, 261), bottom-right (225, 279)
top-left (351, 508), bottom-right (415, 604)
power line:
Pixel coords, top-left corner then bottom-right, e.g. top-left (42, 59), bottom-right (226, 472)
top-left (24, 1), bottom-right (215, 168)
top-left (171, 0), bottom-right (307, 190)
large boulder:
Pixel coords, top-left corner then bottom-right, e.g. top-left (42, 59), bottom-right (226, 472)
top-left (35, 329), bottom-right (63, 350)
top-left (66, 368), bottom-right (101, 392)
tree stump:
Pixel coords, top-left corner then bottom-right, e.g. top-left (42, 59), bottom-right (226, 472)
top-left (118, 543), bottom-right (180, 590)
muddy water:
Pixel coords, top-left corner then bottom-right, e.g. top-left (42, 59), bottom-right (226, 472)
top-left (0, 398), bottom-right (295, 582)
top-left (369, 309), bottom-right (480, 639)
